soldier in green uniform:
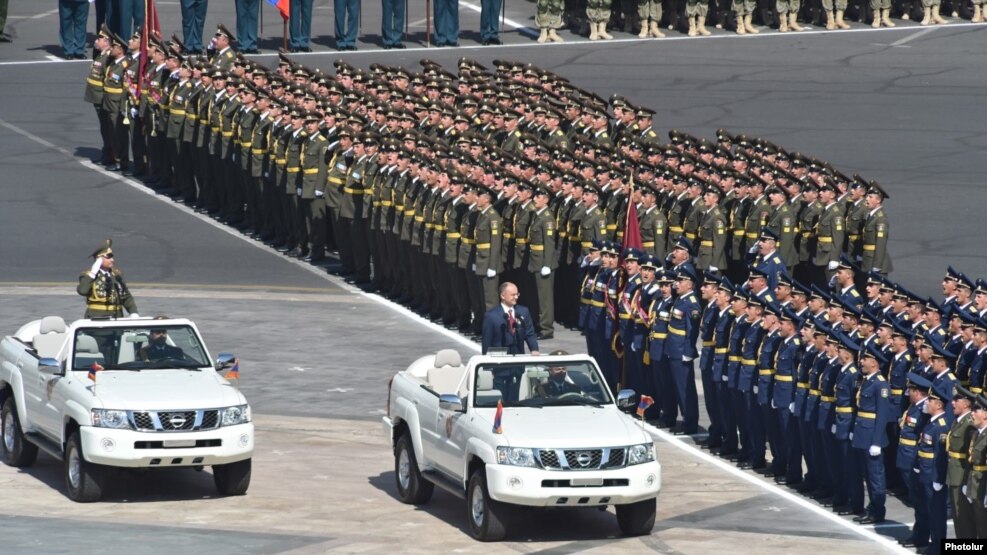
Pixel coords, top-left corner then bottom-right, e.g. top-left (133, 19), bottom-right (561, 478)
top-left (102, 32), bottom-right (130, 172)
top-left (77, 239), bottom-right (139, 319)
top-left (638, 184), bottom-right (667, 260)
top-left (472, 186), bottom-right (504, 311)
top-left (765, 185), bottom-right (797, 269)
top-left (696, 186), bottom-right (727, 273)
top-left (947, 386), bottom-right (978, 539)
top-left (813, 181), bottom-right (844, 286)
top-left (210, 24), bottom-right (237, 73)
top-left (965, 396), bottom-right (987, 538)
top-left (85, 26), bottom-right (114, 166)
top-left (527, 185), bottom-right (557, 339)
top-left (536, 0), bottom-right (566, 42)
top-left (300, 111), bottom-right (328, 263)
top-left (844, 178), bottom-right (868, 262)
top-left (860, 181), bottom-right (892, 278)
top-left (794, 183), bottom-right (822, 284)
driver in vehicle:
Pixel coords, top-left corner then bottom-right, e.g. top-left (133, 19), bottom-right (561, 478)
top-left (138, 328), bottom-right (185, 361)
top-left (536, 364), bottom-right (582, 397)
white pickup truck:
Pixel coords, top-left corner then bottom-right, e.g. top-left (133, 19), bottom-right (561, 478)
top-left (0, 316), bottom-right (254, 502)
top-left (383, 350), bottom-right (661, 541)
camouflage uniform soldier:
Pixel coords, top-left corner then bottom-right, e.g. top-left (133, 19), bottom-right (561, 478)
top-left (637, 0), bottom-right (665, 37)
top-left (821, 0), bottom-right (851, 29)
top-left (587, 0), bottom-right (614, 40)
top-left (870, 0), bottom-right (895, 26)
top-left (686, 0), bottom-right (711, 35)
top-left (536, 0), bottom-right (566, 42)
top-left (919, 0), bottom-right (948, 24)
top-left (733, 0), bottom-right (759, 33)
top-left (972, 0), bottom-right (985, 22)
top-left (776, 0), bottom-right (805, 30)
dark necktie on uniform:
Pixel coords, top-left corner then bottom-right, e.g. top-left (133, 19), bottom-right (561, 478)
top-left (507, 309), bottom-right (516, 335)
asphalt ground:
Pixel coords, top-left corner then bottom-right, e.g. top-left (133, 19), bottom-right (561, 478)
top-left (0, 4), bottom-right (985, 553)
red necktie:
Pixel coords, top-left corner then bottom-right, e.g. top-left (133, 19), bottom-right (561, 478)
top-left (508, 309), bottom-right (516, 334)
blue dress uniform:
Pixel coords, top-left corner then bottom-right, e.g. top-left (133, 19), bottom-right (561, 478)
top-left (794, 335), bottom-right (820, 491)
top-left (756, 324), bottom-right (782, 474)
top-left (380, 0), bottom-right (406, 47)
top-left (649, 282), bottom-right (676, 426)
top-left (698, 272), bottom-right (722, 447)
top-left (969, 342), bottom-right (987, 396)
top-left (749, 231), bottom-right (788, 290)
top-left (58, 0), bottom-right (90, 58)
top-left (772, 317), bottom-right (803, 483)
top-left (334, 0), bottom-right (361, 49)
top-left (433, 0), bottom-right (460, 46)
top-left (832, 343), bottom-right (864, 513)
top-left (599, 265), bottom-right (623, 390)
top-left (585, 259), bottom-right (611, 364)
top-left (898, 381), bottom-right (930, 544)
top-left (180, 0), bottom-right (209, 52)
top-left (817, 345), bottom-right (842, 503)
top-left (633, 267), bottom-right (661, 420)
top-left (290, 0), bottom-right (315, 51)
top-left (665, 267), bottom-right (702, 434)
top-left (726, 306), bottom-right (752, 458)
top-left (479, 0), bottom-right (502, 43)
top-left (578, 256), bottom-right (601, 333)
top-left (619, 261), bottom-right (644, 394)
top-left (109, 0), bottom-right (145, 38)
top-left (235, 0), bottom-right (260, 52)
top-left (737, 309), bottom-right (766, 467)
top-left (711, 303), bottom-right (734, 452)
top-left (850, 352), bottom-right (892, 523)
top-left (917, 381), bottom-right (952, 555)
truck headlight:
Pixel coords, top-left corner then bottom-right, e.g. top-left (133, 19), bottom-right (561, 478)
top-left (221, 405), bottom-right (251, 426)
top-left (627, 443), bottom-right (656, 465)
top-left (91, 409), bottom-right (132, 430)
top-left (496, 447), bottom-right (536, 467)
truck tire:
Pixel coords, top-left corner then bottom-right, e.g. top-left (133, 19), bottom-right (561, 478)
top-left (615, 498), bottom-right (656, 536)
top-left (213, 458), bottom-right (251, 496)
top-left (64, 431), bottom-right (104, 502)
top-left (466, 467), bottom-right (508, 541)
top-left (394, 434), bottom-right (433, 505)
top-left (1, 397), bottom-right (38, 467)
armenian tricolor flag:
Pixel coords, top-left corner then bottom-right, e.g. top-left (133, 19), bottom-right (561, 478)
top-left (88, 361), bottom-right (103, 382)
top-left (267, 0), bottom-right (290, 20)
top-left (492, 399), bottom-right (503, 434)
top-left (636, 395), bottom-right (654, 418)
top-left (225, 360), bottom-right (240, 380)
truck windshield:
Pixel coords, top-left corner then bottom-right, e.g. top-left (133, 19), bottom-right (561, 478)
top-left (473, 361), bottom-right (612, 408)
top-left (71, 325), bottom-right (209, 370)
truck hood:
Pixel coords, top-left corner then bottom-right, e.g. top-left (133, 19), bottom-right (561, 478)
top-left (92, 369), bottom-right (243, 410)
top-left (477, 406), bottom-right (652, 448)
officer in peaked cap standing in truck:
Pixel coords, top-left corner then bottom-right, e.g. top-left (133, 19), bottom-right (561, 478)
top-left (78, 239), bottom-right (140, 319)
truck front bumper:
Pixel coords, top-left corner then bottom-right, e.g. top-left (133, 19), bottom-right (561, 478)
top-left (79, 423), bottom-right (254, 467)
top-left (484, 461), bottom-right (661, 507)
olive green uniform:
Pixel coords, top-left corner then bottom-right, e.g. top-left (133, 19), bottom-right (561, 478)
top-left (946, 412), bottom-right (977, 539)
top-left (527, 206), bottom-right (557, 336)
top-left (78, 269), bottom-right (138, 318)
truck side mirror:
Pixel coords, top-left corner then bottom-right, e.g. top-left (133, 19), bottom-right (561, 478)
top-left (439, 394), bottom-right (464, 412)
top-left (39, 358), bottom-right (62, 376)
top-left (615, 389), bottom-right (637, 412)
top-left (215, 352), bottom-right (236, 370)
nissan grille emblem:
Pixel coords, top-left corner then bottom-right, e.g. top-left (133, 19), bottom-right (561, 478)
top-left (576, 451), bottom-right (593, 467)
top-left (169, 414), bottom-right (187, 428)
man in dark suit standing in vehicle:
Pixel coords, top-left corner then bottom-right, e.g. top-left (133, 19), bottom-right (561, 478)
top-left (481, 282), bottom-right (540, 403)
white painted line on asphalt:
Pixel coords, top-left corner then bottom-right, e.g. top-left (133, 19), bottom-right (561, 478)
top-left (2, 22), bottom-right (982, 66)
top-left (642, 421), bottom-right (911, 554)
top-left (888, 26), bottom-right (938, 46)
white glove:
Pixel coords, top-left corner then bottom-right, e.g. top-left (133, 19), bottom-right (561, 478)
top-left (722, 375), bottom-right (729, 382)
top-left (831, 424), bottom-right (836, 434)
top-left (868, 445), bottom-right (880, 457)
top-left (849, 432), bottom-right (853, 441)
top-left (471, 264), bottom-right (477, 271)
top-left (962, 485), bottom-right (968, 497)
top-left (264, 172), bottom-right (269, 178)
top-left (872, 267), bottom-right (880, 273)
top-left (788, 402), bottom-right (795, 413)
top-left (914, 467), bottom-right (920, 474)
top-left (683, 356), bottom-right (693, 362)
top-left (748, 245), bottom-right (758, 254)
top-left (129, 313), bottom-right (140, 319)
top-left (933, 482), bottom-right (943, 492)
top-left (296, 187), bottom-right (302, 196)
top-left (983, 495), bottom-right (986, 508)
top-left (771, 399), bottom-right (777, 409)
top-left (709, 266), bottom-right (718, 273)
top-left (540, 266), bottom-right (551, 277)
top-left (486, 268), bottom-right (496, 278)
top-left (315, 190), bottom-right (324, 198)
top-left (752, 385), bottom-right (758, 394)
top-left (827, 260), bottom-right (838, 271)
top-left (89, 258), bottom-right (103, 278)
top-left (130, 107), bottom-right (138, 118)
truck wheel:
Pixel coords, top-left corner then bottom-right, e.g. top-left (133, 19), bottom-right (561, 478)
top-left (64, 431), bottom-right (104, 502)
top-left (395, 434), bottom-right (433, 505)
top-left (213, 458), bottom-right (251, 496)
top-left (466, 467), bottom-right (507, 541)
top-left (1, 397), bottom-right (38, 467)
top-left (615, 498), bottom-right (657, 536)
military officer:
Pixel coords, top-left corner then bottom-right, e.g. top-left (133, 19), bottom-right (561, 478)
top-left (665, 266), bottom-right (702, 435)
top-left (861, 181), bottom-right (892, 277)
top-left (300, 111), bottom-right (328, 263)
top-left (696, 186), bottom-right (727, 273)
top-left (234, 1), bottom-right (260, 53)
top-left (527, 185), bottom-right (557, 338)
top-left (102, 32), bottom-right (130, 173)
top-left (472, 186), bottom-right (504, 310)
top-left (946, 385), bottom-right (978, 539)
top-left (77, 239), bottom-right (139, 318)
top-left (917, 380), bottom-right (952, 554)
top-left (965, 395), bottom-right (987, 539)
top-left (211, 25), bottom-right (238, 71)
top-left (86, 26), bottom-right (115, 166)
top-left (850, 347), bottom-right (892, 524)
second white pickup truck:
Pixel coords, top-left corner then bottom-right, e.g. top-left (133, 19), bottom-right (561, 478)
top-left (383, 350), bottom-right (661, 541)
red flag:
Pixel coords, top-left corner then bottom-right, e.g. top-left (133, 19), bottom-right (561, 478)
top-left (267, 0), bottom-right (291, 20)
top-left (88, 361), bottom-right (103, 382)
top-left (636, 395), bottom-right (654, 418)
top-left (492, 400), bottom-right (503, 434)
top-left (138, 0), bottom-right (161, 99)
